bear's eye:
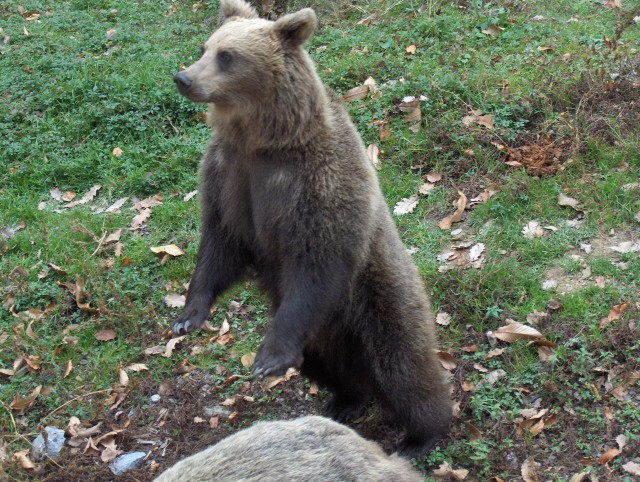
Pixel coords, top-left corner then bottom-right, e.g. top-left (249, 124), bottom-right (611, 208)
top-left (217, 50), bottom-right (233, 67)
top-left (199, 46), bottom-right (206, 58)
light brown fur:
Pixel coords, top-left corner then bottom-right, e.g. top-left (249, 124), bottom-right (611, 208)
top-left (153, 416), bottom-right (423, 482)
top-left (172, 0), bottom-right (451, 455)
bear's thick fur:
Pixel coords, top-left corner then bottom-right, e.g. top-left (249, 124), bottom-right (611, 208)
top-left (172, 0), bottom-right (451, 455)
top-left (153, 416), bottom-right (423, 482)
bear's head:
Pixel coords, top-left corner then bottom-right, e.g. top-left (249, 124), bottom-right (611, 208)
top-left (174, 0), bottom-right (317, 107)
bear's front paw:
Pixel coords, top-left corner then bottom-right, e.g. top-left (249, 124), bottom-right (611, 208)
top-left (252, 338), bottom-right (302, 377)
top-left (171, 305), bottom-right (210, 335)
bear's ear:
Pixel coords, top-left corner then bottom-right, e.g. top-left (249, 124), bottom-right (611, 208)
top-left (273, 8), bottom-right (317, 48)
top-left (220, 0), bottom-right (258, 20)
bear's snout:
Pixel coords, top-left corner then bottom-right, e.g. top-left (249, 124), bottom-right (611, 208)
top-left (173, 72), bottom-right (192, 90)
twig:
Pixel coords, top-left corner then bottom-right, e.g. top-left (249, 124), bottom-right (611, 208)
top-left (42, 389), bottom-right (113, 421)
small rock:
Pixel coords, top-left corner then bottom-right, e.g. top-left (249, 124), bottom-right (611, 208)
top-left (109, 452), bottom-right (146, 476)
top-left (150, 394), bottom-right (161, 403)
top-left (32, 426), bottom-right (65, 461)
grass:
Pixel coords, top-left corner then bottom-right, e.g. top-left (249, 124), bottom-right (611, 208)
top-left (1, 0), bottom-right (639, 480)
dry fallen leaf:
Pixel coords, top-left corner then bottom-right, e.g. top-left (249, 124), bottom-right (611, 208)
top-left (64, 184), bottom-right (101, 208)
top-left (342, 85), bottom-right (369, 102)
top-left (522, 220), bottom-right (544, 239)
top-left (163, 336), bottom-right (185, 358)
top-left (112, 147), bottom-right (123, 157)
top-left (405, 44), bottom-right (417, 54)
top-left (623, 462), bottom-right (640, 476)
top-left (151, 244), bottom-right (185, 257)
top-left (599, 447), bottom-right (620, 464)
top-left (439, 191), bottom-right (467, 230)
top-left (482, 25), bottom-right (501, 36)
top-left (432, 461), bottom-right (469, 480)
top-left (133, 194), bottom-right (163, 211)
top-left (558, 192), bottom-right (580, 209)
top-left (10, 385), bottom-right (42, 411)
top-left (125, 363), bottom-right (148, 372)
top-left (95, 329), bottom-right (116, 342)
top-left (436, 312), bottom-right (451, 326)
top-left (366, 144), bottom-right (380, 170)
top-left (130, 209), bottom-right (152, 230)
top-left (164, 293), bottom-right (186, 308)
top-left (393, 195), bottom-right (419, 216)
top-left (63, 359), bottom-right (73, 378)
top-left (494, 321), bottom-right (542, 342)
top-left (521, 457), bottom-right (539, 482)
top-left (241, 352), bottom-right (256, 367)
top-left (437, 351), bottom-right (457, 370)
top-left (600, 301), bottom-right (630, 328)
top-left (398, 100), bottom-right (421, 123)
top-left (14, 450), bottom-right (36, 470)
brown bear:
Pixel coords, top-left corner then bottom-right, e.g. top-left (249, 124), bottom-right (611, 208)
top-left (172, 0), bottom-right (451, 456)
top-left (153, 416), bottom-right (424, 482)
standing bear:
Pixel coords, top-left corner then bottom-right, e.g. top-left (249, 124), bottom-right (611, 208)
top-left (154, 416), bottom-right (424, 482)
top-left (172, 0), bottom-right (451, 456)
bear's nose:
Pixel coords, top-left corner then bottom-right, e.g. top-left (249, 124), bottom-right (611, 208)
top-left (173, 72), bottom-right (192, 88)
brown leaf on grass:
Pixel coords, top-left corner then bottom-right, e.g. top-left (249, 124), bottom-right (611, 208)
top-left (616, 434), bottom-right (626, 450)
top-left (95, 329), bottom-right (116, 341)
top-left (558, 192), bottom-right (580, 209)
top-left (0, 368), bottom-right (15, 377)
top-left (240, 353), bottom-right (256, 367)
top-left (568, 472), bottom-right (591, 481)
top-left (363, 76), bottom-right (382, 99)
top-left (133, 194), bottom-right (163, 211)
top-left (398, 100), bottom-right (421, 123)
top-left (151, 244), bottom-right (185, 257)
top-left (393, 195), bottom-right (419, 216)
top-left (342, 85), bottom-right (369, 102)
top-left (219, 319), bottom-right (231, 336)
top-left (462, 380), bottom-right (475, 392)
top-left (209, 416), bottom-right (220, 429)
top-left (521, 457), bottom-right (539, 482)
top-left (50, 188), bottom-right (64, 202)
top-left (436, 312), bottom-right (451, 326)
top-left (437, 351), bottom-right (457, 370)
top-left (439, 191), bottom-right (467, 230)
top-left (112, 147), bottom-right (123, 157)
top-left (462, 113), bottom-right (494, 129)
top-left (600, 301), bottom-right (630, 328)
top-left (426, 172), bottom-right (442, 183)
top-left (62, 191), bottom-right (76, 202)
top-left (405, 44), bottom-right (417, 54)
top-left (623, 462), bottom-right (640, 476)
top-left (262, 367), bottom-right (299, 390)
top-left (419, 182), bottom-right (435, 195)
top-left (482, 25), bottom-right (501, 36)
top-left (63, 360), bottom-right (73, 378)
top-left (486, 348), bottom-right (505, 358)
top-left (163, 336), bottom-right (185, 358)
top-left (74, 277), bottom-right (100, 314)
top-left (14, 450), bottom-right (36, 470)
top-left (469, 185), bottom-right (499, 205)
top-left (599, 448), bottom-right (620, 464)
top-left (104, 197), bottom-right (128, 213)
top-left (64, 185), bottom-right (101, 208)
top-left (526, 311), bottom-right (550, 324)
top-left (432, 461), bottom-right (469, 480)
top-left (366, 144), bottom-right (380, 170)
top-left (48, 263), bottom-right (67, 275)
top-left (10, 385), bottom-right (42, 410)
top-left (494, 321), bottom-right (542, 342)
top-left (164, 293), bottom-right (186, 308)
top-left (130, 209), bottom-right (152, 230)
top-left (522, 220), bottom-right (544, 239)
top-left (378, 127), bottom-right (391, 141)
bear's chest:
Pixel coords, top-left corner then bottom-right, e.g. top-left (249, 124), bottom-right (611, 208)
top-left (216, 150), bottom-right (298, 258)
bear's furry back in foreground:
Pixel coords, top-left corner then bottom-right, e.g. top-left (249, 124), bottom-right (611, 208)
top-left (153, 416), bottom-right (423, 482)
top-left (172, 0), bottom-right (451, 455)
